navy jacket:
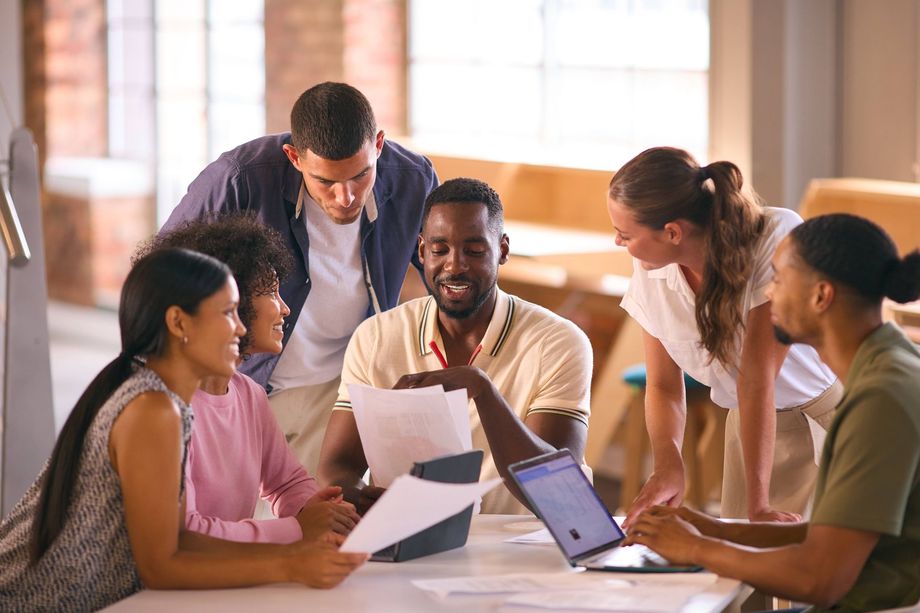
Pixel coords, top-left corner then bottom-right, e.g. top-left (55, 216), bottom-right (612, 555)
top-left (162, 133), bottom-right (438, 388)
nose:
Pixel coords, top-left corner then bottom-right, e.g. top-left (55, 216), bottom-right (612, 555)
top-left (235, 312), bottom-right (247, 338)
top-left (614, 233), bottom-right (625, 248)
top-left (334, 182), bottom-right (355, 208)
top-left (444, 249), bottom-right (467, 274)
top-left (279, 296), bottom-right (291, 317)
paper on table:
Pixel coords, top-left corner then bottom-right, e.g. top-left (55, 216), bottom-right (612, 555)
top-left (502, 586), bottom-right (699, 612)
top-left (412, 571), bottom-right (607, 599)
top-left (348, 384), bottom-right (471, 487)
top-left (505, 528), bottom-right (555, 545)
top-left (340, 475), bottom-right (501, 553)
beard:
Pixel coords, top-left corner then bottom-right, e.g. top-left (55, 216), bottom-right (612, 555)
top-left (431, 278), bottom-right (495, 319)
top-left (773, 324), bottom-right (794, 345)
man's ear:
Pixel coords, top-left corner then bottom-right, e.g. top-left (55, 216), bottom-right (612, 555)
top-left (498, 233), bottom-right (510, 265)
top-left (813, 280), bottom-right (836, 314)
top-left (417, 234), bottom-right (426, 264)
top-left (374, 130), bottom-right (385, 157)
top-left (282, 144), bottom-right (303, 171)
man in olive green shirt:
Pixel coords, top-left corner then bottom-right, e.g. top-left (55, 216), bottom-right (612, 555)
top-left (624, 214), bottom-right (920, 612)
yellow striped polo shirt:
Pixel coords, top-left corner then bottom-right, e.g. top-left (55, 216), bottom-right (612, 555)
top-left (333, 288), bottom-right (593, 514)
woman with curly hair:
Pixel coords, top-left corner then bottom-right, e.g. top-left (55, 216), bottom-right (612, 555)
top-left (609, 147), bottom-right (842, 525)
top-left (139, 214), bottom-right (360, 543)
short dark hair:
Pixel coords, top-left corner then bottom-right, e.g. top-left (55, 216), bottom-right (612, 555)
top-left (136, 213), bottom-right (294, 354)
top-left (790, 213), bottom-right (920, 305)
top-left (290, 82), bottom-right (377, 160)
top-left (422, 177), bottom-right (504, 235)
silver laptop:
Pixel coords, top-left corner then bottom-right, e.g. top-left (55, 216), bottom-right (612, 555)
top-left (508, 449), bottom-right (703, 573)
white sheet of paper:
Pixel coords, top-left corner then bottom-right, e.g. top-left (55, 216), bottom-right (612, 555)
top-left (502, 586), bottom-right (697, 612)
top-left (412, 571), bottom-right (608, 599)
top-left (340, 475), bottom-right (501, 553)
top-left (804, 413), bottom-right (827, 465)
top-left (348, 384), bottom-right (471, 487)
top-left (505, 528), bottom-right (555, 545)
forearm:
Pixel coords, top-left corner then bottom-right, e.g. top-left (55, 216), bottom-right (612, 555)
top-left (143, 549), bottom-right (295, 590)
top-left (473, 383), bottom-right (557, 506)
top-left (693, 537), bottom-right (834, 605)
top-left (718, 520), bottom-right (809, 548)
top-left (184, 513), bottom-right (302, 544)
top-left (737, 389), bottom-right (776, 514)
top-left (644, 385), bottom-right (687, 472)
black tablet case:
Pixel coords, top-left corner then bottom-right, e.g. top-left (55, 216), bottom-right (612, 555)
top-left (371, 449), bottom-right (484, 562)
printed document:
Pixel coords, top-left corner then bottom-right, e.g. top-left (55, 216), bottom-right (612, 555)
top-left (348, 383), bottom-right (472, 487)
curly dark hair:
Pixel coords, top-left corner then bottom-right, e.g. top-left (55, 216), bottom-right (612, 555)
top-left (135, 213), bottom-right (294, 355)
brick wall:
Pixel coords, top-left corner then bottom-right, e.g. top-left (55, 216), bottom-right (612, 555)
top-left (264, 0), bottom-right (407, 137)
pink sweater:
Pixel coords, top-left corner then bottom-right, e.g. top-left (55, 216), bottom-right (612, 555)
top-left (185, 372), bottom-right (319, 543)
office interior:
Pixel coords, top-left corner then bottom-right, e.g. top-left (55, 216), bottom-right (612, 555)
top-left (1, 0), bottom-right (920, 520)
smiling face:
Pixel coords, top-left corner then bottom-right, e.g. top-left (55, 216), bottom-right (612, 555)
top-left (246, 278), bottom-right (290, 356)
top-left (766, 237), bottom-right (821, 346)
top-left (182, 277), bottom-right (247, 378)
top-left (283, 131), bottom-right (384, 225)
top-left (607, 196), bottom-right (681, 270)
top-left (419, 202), bottom-right (509, 319)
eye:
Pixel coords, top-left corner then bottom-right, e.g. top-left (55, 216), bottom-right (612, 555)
top-left (430, 249), bottom-right (448, 256)
top-left (466, 249), bottom-right (486, 256)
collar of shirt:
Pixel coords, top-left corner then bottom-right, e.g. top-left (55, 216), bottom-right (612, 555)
top-left (295, 181), bottom-right (378, 223)
top-left (416, 288), bottom-right (517, 363)
top-left (647, 262), bottom-right (696, 303)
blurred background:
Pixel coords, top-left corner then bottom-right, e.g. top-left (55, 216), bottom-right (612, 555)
top-left (2, 0), bottom-right (920, 511)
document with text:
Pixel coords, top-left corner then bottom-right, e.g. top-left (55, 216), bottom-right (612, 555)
top-left (348, 383), bottom-right (472, 487)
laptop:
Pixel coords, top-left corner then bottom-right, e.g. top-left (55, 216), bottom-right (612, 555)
top-left (371, 449), bottom-right (484, 562)
top-left (508, 449), bottom-right (703, 573)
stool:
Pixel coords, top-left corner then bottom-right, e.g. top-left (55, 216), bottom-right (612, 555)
top-left (619, 364), bottom-right (725, 513)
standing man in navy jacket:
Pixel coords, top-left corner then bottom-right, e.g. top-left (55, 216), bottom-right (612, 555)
top-left (162, 82), bottom-right (439, 473)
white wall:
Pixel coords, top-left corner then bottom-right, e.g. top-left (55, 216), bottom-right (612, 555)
top-left (0, 0), bottom-right (24, 154)
top-left (840, 0), bottom-right (919, 182)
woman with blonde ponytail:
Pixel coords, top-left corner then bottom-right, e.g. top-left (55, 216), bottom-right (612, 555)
top-left (609, 147), bottom-right (841, 524)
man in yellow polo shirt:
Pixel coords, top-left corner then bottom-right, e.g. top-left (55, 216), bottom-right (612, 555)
top-left (317, 177), bottom-right (593, 515)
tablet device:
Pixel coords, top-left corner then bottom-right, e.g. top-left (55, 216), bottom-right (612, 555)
top-left (508, 449), bottom-right (703, 573)
top-left (371, 449), bottom-right (483, 562)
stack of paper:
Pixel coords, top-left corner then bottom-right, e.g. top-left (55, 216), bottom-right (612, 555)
top-left (348, 383), bottom-right (472, 487)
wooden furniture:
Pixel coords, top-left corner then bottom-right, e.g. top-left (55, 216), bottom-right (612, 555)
top-left (104, 515), bottom-right (749, 613)
top-left (799, 177), bottom-right (920, 254)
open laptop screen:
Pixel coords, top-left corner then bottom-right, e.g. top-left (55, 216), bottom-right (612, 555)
top-left (513, 452), bottom-right (625, 560)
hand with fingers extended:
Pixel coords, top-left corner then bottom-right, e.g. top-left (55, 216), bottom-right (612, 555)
top-left (393, 366), bottom-right (489, 400)
top-left (297, 486), bottom-right (361, 541)
top-left (624, 506), bottom-right (704, 567)
top-left (623, 465), bottom-right (685, 529)
top-left (287, 540), bottom-right (368, 589)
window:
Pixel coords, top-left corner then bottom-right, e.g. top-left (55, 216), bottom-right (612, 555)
top-left (409, 0), bottom-right (709, 169)
top-left (107, 0), bottom-right (265, 225)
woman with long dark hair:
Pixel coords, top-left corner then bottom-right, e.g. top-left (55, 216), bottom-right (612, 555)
top-left (0, 248), bottom-right (366, 612)
top-left (609, 147), bottom-right (841, 524)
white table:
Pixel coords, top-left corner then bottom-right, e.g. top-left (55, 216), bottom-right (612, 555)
top-left (105, 515), bottom-right (748, 613)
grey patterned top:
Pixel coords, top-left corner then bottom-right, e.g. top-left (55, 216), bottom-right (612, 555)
top-left (0, 367), bottom-right (193, 612)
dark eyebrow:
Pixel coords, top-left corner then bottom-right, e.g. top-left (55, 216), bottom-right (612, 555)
top-left (308, 165), bottom-right (372, 183)
top-left (427, 236), bottom-right (489, 244)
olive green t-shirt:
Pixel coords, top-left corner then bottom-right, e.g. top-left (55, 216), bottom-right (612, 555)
top-left (808, 323), bottom-right (920, 613)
